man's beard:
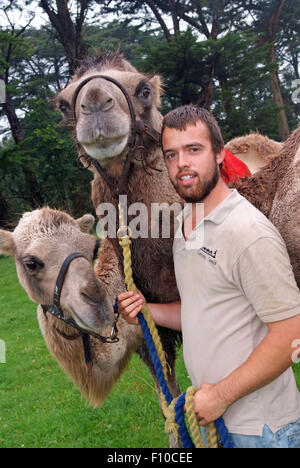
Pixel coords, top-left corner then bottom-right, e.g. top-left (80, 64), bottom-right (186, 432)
top-left (172, 159), bottom-right (220, 203)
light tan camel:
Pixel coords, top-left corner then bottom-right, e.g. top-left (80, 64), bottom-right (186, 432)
top-left (226, 132), bottom-right (282, 174)
top-left (0, 208), bottom-right (142, 405)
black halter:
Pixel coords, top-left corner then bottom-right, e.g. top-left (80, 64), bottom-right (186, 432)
top-left (42, 252), bottom-right (119, 370)
top-left (71, 74), bottom-right (161, 196)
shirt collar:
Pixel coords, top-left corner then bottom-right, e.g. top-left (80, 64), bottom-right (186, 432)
top-left (204, 189), bottom-right (244, 225)
top-left (176, 189), bottom-right (244, 230)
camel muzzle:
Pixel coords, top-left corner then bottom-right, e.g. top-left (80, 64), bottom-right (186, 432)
top-left (71, 74), bottom-right (162, 197)
top-left (41, 252), bottom-right (120, 370)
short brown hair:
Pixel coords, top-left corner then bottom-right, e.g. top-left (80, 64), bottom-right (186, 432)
top-left (161, 105), bottom-right (224, 155)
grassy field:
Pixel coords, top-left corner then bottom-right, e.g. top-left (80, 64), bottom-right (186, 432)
top-left (0, 256), bottom-right (191, 448)
top-left (1, 255), bottom-right (300, 448)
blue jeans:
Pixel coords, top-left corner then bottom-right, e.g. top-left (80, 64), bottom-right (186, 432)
top-left (229, 418), bottom-right (300, 448)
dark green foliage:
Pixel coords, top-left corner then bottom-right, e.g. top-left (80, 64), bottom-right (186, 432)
top-left (0, 0), bottom-right (298, 224)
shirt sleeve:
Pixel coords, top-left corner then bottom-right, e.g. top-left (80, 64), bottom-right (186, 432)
top-left (232, 236), bottom-right (300, 323)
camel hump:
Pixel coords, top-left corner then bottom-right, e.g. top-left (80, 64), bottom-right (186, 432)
top-left (226, 132), bottom-right (282, 174)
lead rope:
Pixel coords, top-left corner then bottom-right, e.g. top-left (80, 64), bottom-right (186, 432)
top-left (116, 203), bottom-right (233, 448)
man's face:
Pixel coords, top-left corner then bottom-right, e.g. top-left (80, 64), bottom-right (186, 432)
top-left (162, 121), bottom-right (224, 203)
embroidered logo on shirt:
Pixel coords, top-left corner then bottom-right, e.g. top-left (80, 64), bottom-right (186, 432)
top-left (198, 247), bottom-right (218, 265)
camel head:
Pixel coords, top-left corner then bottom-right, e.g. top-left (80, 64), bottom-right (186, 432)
top-left (55, 52), bottom-right (163, 165)
top-left (0, 208), bottom-right (114, 333)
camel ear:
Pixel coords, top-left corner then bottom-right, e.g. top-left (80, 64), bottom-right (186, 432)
top-left (150, 75), bottom-right (164, 108)
top-left (0, 230), bottom-right (16, 256)
top-left (77, 214), bottom-right (95, 233)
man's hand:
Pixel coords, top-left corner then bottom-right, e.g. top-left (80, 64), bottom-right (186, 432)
top-left (118, 290), bottom-right (146, 325)
top-left (193, 384), bottom-right (229, 426)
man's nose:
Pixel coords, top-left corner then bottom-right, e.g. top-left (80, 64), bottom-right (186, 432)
top-left (177, 151), bottom-right (191, 169)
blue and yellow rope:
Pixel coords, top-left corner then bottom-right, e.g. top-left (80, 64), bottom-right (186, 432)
top-left (117, 203), bottom-right (233, 448)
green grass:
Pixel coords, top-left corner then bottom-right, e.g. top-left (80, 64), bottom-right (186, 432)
top-left (1, 256), bottom-right (300, 448)
top-left (0, 256), bottom-right (191, 448)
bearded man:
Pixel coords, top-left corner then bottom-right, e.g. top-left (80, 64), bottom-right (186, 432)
top-left (118, 105), bottom-right (300, 448)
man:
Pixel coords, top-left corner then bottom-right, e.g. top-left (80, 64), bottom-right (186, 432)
top-left (118, 105), bottom-right (300, 448)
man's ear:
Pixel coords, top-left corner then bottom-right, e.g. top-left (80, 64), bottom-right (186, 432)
top-left (77, 214), bottom-right (95, 233)
top-left (0, 230), bottom-right (16, 256)
top-left (216, 148), bottom-right (225, 166)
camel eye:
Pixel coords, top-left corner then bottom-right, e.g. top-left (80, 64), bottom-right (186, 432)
top-left (23, 257), bottom-right (44, 274)
top-left (141, 87), bottom-right (151, 99)
top-left (93, 241), bottom-right (100, 261)
top-left (59, 101), bottom-right (70, 113)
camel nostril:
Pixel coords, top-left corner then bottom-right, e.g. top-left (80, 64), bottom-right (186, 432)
top-left (102, 97), bottom-right (114, 111)
top-left (80, 103), bottom-right (91, 114)
top-left (81, 291), bottom-right (99, 306)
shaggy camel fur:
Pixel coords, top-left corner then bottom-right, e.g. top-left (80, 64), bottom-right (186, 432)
top-left (0, 208), bottom-right (141, 405)
top-left (226, 132), bottom-right (282, 174)
top-left (54, 52), bottom-right (183, 412)
top-left (235, 125), bottom-right (300, 287)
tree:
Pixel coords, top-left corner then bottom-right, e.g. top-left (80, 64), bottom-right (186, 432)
top-left (244, 0), bottom-right (299, 139)
top-left (0, 5), bottom-right (44, 208)
top-left (38, 0), bottom-right (95, 74)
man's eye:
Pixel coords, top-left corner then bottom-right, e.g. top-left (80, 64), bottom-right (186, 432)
top-left (166, 153), bottom-right (176, 160)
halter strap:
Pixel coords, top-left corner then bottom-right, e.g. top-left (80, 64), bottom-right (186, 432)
top-left (53, 253), bottom-right (85, 311)
top-left (71, 74), bottom-right (161, 196)
top-left (41, 252), bottom-right (120, 370)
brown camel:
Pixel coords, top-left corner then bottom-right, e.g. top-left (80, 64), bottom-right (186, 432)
top-left (235, 125), bottom-right (300, 287)
top-left (54, 52), bottom-right (183, 411)
top-left (226, 132), bottom-right (282, 174)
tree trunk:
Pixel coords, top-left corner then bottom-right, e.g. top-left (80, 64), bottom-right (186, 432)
top-left (197, 80), bottom-right (215, 110)
top-left (255, 0), bottom-right (290, 140)
top-left (144, 0), bottom-right (172, 42)
top-left (3, 90), bottom-right (43, 207)
top-left (269, 46), bottom-right (290, 140)
top-left (197, 64), bottom-right (216, 111)
top-left (39, 0), bottom-right (88, 74)
top-left (0, 190), bottom-right (9, 227)
top-left (270, 69), bottom-right (290, 141)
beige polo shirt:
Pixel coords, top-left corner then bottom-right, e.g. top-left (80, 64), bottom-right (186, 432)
top-left (173, 189), bottom-right (300, 436)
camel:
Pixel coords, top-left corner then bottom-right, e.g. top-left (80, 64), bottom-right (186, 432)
top-left (226, 132), bottom-right (282, 174)
top-left (0, 208), bottom-right (142, 405)
top-left (235, 124), bottom-right (300, 287)
top-left (54, 52), bottom-right (184, 412)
